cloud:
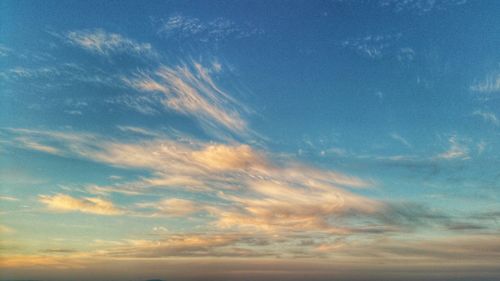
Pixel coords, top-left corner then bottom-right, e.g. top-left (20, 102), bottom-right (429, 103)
top-left (379, 0), bottom-right (467, 15)
top-left (39, 194), bottom-right (123, 215)
top-left (116, 126), bottom-right (163, 138)
top-left (397, 47), bottom-right (416, 62)
top-left (103, 233), bottom-right (261, 258)
top-left (0, 196), bottom-right (19, 201)
top-left (106, 94), bottom-right (162, 115)
top-left (212, 179), bottom-right (383, 234)
top-left (14, 137), bottom-right (61, 155)
top-left (39, 248), bottom-right (78, 253)
top-left (436, 136), bottom-right (469, 160)
top-left (9, 127), bottom-right (470, 239)
top-left (390, 133), bottom-right (412, 148)
top-left (62, 29), bottom-right (158, 58)
top-left (0, 63), bottom-right (118, 90)
top-left (445, 222), bottom-right (487, 231)
top-left (0, 44), bottom-right (11, 57)
top-left (137, 198), bottom-right (201, 217)
top-left (473, 110), bottom-right (499, 126)
top-left (341, 33), bottom-right (402, 59)
top-left (0, 255), bottom-right (88, 269)
top-left (123, 61), bottom-right (249, 137)
top-left (7, 128), bottom-right (387, 235)
top-left (155, 15), bottom-right (262, 44)
top-left (0, 224), bottom-right (14, 234)
top-left (470, 72), bottom-right (500, 94)
top-left (191, 144), bottom-right (266, 171)
top-left (349, 234), bottom-right (500, 262)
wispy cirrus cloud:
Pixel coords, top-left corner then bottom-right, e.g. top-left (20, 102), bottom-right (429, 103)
top-left (60, 29), bottom-right (159, 58)
top-left (14, 137), bottom-right (61, 155)
top-left (0, 63), bottom-right (119, 92)
top-left (341, 33), bottom-right (403, 60)
top-left (0, 44), bottom-right (11, 57)
top-left (473, 110), bottom-right (499, 126)
top-left (379, 0), bottom-right (468, 15)
top-left (212, 179), bottom-right (383, 234)
top-left (0, 196), bottom-right (19, 202)
top-left (6, 127), bottom-right (462, 239)
top-left (101, 232), bottom-right (272, 258)
top-left (470, 72), bottom-right (500, 94)
top-left (5, 128), bottom-right (390, 235)
top-left (390, 133), bottom-right (412, 148)
top-left (6, 29), bottom-right (251, 138)
top-left (123, 61), bottom-right (250, 137)
top-left (436, 136), bottom-right (469, 160)
top-left (137, 198), bottom-right (202, 217)
top-left (155, 14), bottom-right (263, 44)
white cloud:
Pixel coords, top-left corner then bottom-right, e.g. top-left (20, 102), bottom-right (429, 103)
top-left (14, 137), bottom-right (61, 155)
top-left (8, 128), bottom-right (382, 234)
top-left (212, 179), bottom-right (382, 233)
top-left (397, 47), bottom-right (416, 62)
top-left (156, 15), bottom-right (262, 43)
top-left (0, 196), bottom-right (19, 201)
top-left (63, 29), bottom-right (158, 58)
top-left (39, 194), bottom-right (123, 215)
top-left (123, 61), bottom-right (249, 136)
top-left (477, 141), bottom-right (487, 154)
top-left (470, 73), bottom-right (500, 94)
top-left (390, 133), bottom-right (412, 148)
top-left (137, 198), bottom-right (202, 217)
top-left (0, 44), bottom-right (11, 57)
top-left (341, 34), bottom-right (402, 59)
top-left (379, 0), bottom-right (467, 14)
top-left (473, 110), bottom-right (499, 126)
top-left (436, 136), bottom-right (469, 160)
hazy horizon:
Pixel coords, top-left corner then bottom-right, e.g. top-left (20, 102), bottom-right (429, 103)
top-left (1, 0), bottom-right (499, 280)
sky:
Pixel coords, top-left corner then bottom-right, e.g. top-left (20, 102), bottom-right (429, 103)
top-left (1, 0), bottom-right (500, 280)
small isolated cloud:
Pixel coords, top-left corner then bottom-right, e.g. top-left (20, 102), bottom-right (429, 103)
top-left (473, 110), bottom-right (499, 126)
top-left (397, 47), bottom-right (416, 62)
top-left (477, 141), bottom-right (487, 154)
top-left (156, 15), bottom-right (262, 44)
top-left (341, 33), bottom-right (402, 59)
top-left (152, 226), bottom-right (169, 234)
top-left (436, 136), bottom-right (469, 160)
top-left (62, 29), bottom-right (158, 58)
top-left (39, 194), bottom-right (123, 215)
top-left (390, 133), bottom-right (412, 148)
top-left (0, 44), bottom-right (12, 57)
top-left (379, 0), bottom-right (467, 15)
top-left (470, 73), bottom-right (500, 94)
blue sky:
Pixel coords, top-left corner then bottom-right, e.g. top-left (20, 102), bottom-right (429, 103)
top-left (1, 1), bottom-right (500, 280)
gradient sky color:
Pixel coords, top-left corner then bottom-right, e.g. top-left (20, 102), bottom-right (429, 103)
top-left (1, 1), bottom-right (500, 280)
